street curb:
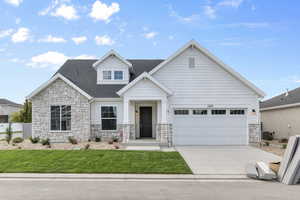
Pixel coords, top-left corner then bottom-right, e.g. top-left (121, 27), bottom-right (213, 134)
top-left (0, 173), bottom-right (250, 180)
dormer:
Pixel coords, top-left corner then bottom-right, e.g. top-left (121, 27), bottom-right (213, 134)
top-left (93, 50), bottom-right (132, 85)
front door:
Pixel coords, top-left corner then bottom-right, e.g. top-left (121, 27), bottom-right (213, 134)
top-left (140, 107), bottom-right (152, 138)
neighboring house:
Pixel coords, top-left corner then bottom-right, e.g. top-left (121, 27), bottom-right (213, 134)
top-left (260, 87), bottom-right (300, 139)
top-left (0, 99), bottom-right (22, 123)
top-left (27, 40), bottom-right (265, 146)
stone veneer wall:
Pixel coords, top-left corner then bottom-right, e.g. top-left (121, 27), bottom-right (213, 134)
top-left (31, 78), bottom-right (90, 142)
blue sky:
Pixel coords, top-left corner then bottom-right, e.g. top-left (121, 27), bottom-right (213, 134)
top-left (1, 0), bottom-right (300, 103)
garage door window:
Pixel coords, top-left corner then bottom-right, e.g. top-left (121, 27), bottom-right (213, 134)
top-left (230, 109), bottom-right (245, 115)
top-left (174, 109), bottom-right (189, 115)
top-left (193, 109), bottom-right (207, 115)
top-left (211, 109), bottom-right (226, 115)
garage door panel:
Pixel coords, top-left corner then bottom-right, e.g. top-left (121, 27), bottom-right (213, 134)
top-left (173, 109), bottom-right (247, 145)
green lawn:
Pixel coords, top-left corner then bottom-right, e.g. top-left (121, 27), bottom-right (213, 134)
top-left (0, 150), bottom-right (192, 174)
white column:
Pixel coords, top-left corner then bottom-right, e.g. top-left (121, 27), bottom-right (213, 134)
top-left (161, 98), bottom-right (168, 123)
top-left (123, 98), bottom-right (130, 124)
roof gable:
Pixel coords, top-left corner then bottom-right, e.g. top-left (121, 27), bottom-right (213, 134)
top-left (92, 50), bottom-right (132, 69)
top-left (27, 73), bottom-right (93, 100)
top-left (149, 40), bottom-right (265, 98)
top-left (117, 72), bottom-right (173, 96)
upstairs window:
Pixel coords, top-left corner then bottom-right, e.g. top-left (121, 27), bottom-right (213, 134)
top-left (189, 57), bottom-right (195, 68)
top-left (114, 71), bottom-right (123, 80)
top-left (50, 105), bottom-right (71, 131)
top-left (103, 71), bottom-right (112, 80)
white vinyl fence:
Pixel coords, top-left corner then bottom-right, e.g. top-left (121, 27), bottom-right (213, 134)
top-left (0, 123), bottom-right (32, 140)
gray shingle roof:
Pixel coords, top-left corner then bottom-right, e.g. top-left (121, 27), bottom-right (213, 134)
top-left (0, 99), bottom-right (22, 107)
top-left (55, 59), bottom-right (164, 98)
top-left (260, 87), bottom-right (300, 109)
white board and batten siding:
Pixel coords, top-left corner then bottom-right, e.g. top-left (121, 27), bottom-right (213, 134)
top-left (152, 46), bottom-right (260, 124)
top-left (152, 46), bottom-right (260, 145)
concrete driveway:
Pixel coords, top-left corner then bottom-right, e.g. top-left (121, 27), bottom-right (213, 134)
top-left (176, 146), bottom-right (281, 175)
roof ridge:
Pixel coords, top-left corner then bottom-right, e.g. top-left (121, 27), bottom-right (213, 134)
top-left (262, 86), bottom-right (300, 103)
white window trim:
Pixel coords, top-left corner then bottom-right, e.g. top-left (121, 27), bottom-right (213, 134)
top-left (114, 70), bottom-right (124, 80)
top-left (49, 105), bottom-right (71, 132)
top-left (100, 105), bottom-right (118, 131)
top-left (103, 70), bottom-right (112, 80)
top-left (188, 56), bottom-right (195, 68)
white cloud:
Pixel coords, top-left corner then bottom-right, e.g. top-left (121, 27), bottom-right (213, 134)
top-left (225, 22), bottom-right (270, 29)
top-left (75, 54), bottom-right (96, 59)
top-left (144, 32), bottom-right (158, 39)
top-left (51, 4), bottom-right (79, 20)
top-left (27, 51), bottom-right (69, 69)
top-left (168, 35), bottom-right (174, 40)
top-left (95, 35), bottom-right (115, 46)
top-left (72, 36), bottom-right (87, 45)
top-left (89, 0), bottom-right (120, 23)
top-left (203, 6), bottom-right (216, 19)
top-left (0, 29), bottom-right (14, 38)
top-left (11, 27), bottom-right (30, 43)
top-left (218, 0), bottom-right (244, 8)
top-left (38, 35), bottom-right (67, 43)
top-left (27, 51), bottom-right (97, 69)
top-left (4, 0), bottom-right (23, 6)
top-left (168, 5), bottom-right (200, 23)
top-left (39, 0), bottom-right (71, 16)
top-left (15, 18), bottom-right (21, 24)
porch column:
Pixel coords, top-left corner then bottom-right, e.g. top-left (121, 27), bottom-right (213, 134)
top-left (122, 98), bottom-right (130, 143)
top-left (161, 98), bottom-right (168, 123)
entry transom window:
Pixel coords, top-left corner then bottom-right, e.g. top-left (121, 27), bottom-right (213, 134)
top-left (114, 71), bottom-right (123, 80)
top-left (50, 105), bottom-right (71, 131)
top-left (211, 109), bottom-right (226, 115)
top-left (174, 109), bottom-right (189, 115)
top-left (193, 109), bottom-right (207, 115)
top-left (230, 109), bottom-right (245, 115)
top-left (101, 106), bottom-right (117, 130)
top-left (103, 71), bottom-right (112, 80)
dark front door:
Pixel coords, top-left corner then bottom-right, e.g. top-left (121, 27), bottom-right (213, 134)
top-left (140, 107), bottom-right (152, 138)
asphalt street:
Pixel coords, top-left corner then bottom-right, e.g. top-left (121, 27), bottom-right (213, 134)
top-left (0, 179), bottom-right (299, 200)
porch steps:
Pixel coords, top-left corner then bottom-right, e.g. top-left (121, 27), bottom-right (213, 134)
top-left (123, 139), bottom-right (161, 150)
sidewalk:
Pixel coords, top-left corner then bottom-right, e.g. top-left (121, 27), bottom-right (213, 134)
top-left (0, 173), bottom-right (250, 180)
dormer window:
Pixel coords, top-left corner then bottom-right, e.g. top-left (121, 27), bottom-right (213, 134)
top-left (114, 71), bottom-right (123, 80)
top-left (103, 71), bottom-right (112, 80)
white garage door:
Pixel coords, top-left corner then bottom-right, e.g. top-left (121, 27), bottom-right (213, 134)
top-left (173, 108), bottom-right (247, 145)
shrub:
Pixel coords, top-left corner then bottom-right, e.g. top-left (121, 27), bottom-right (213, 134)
top-left (279, 138), bottom-right (288, 143)
top-left (12, 137), bottom-right (23, 143)
top-left (84, 144), bottom-right (90, 150)
top-left (265, 141), bottom-right (270, 146)
top-left (112, 136), bottom-right (119, 143)
top-left (282, 144), bottom-right (287, 149)
top-left (41, 138), bottom-right (50, 146)
top-left (5, 124), bottom-right (12, 144)
top-left (262, 132), bottom-right (274, 141)
top-left (108, 140), bottom-right (113, 144)
top-left (29, 136), bottom-right (40, 144)
top-left (95, 137), bottom-right (101, 142)
top-left (68, 136), bottom-right (78, 145)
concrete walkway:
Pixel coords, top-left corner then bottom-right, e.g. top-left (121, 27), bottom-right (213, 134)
top-left (177, 146), bottom-right (281, 175)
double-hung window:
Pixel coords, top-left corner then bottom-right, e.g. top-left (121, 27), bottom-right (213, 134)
top-left (114, 71), bottom-right (123, 80)
top-left (103, 71), bottom-right (112, 80)
top-left (101, 106), bottom-right (117, 130)
top-left (50, 105), bottom-right (71, 131)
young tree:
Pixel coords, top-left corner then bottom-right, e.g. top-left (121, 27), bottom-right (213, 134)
top-left (10, 100), bottom-right (32, 123)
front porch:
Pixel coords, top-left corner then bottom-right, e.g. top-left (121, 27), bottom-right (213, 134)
top-left (122, 98), bottom-right (172, 147)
